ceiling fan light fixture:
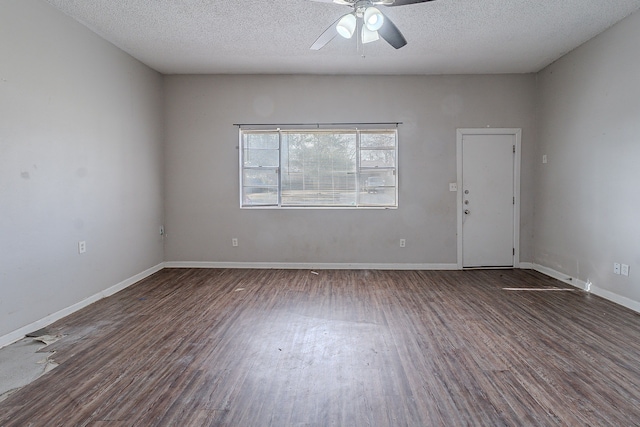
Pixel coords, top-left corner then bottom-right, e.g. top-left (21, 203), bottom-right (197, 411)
top-left (364, 7), bottom-right (384, 31)
top-left (361, 25), bottom-right (379, 44)
top-left (336, 13), bottom-right (357, 39)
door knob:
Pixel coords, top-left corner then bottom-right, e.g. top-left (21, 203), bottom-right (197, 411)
top-left (464, 209), bottom-right (470, 215)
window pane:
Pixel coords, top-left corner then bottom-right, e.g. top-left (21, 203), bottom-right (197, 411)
top-left (360, 149), bottom-right (396, 168)
top-left (243, 133), bottom-right (279, 167)
top-left (359, 170), bottom-right (396, 206)
top-left (243, 169), bottom-right (278, 186)
top-left (243, 148), bottom-right (279, 167)
top-left (281, 132), bottom-right (357, 206)
top-left (242, 187), bottom-right (278, 205)
top-left (362, 170), bottom-right (396, 191)
top-left (244, 133), bottom-right (279, 149)
top-left (361, 131), bottom-right (396, 148)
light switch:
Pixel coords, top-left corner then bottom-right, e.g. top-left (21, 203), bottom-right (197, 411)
top-left (542, 154), bottom-right (548, 164)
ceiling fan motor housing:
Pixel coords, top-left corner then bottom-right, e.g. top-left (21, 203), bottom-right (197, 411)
top-left (355, 0), bottom-right (375, 17)
top-left (311, 0), bottom-right (423, 50)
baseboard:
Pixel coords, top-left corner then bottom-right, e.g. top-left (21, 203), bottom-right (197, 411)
top-left (529, 263), bottom-right (640, 314)
top-left (528, 263), bottom-right (590, 291)
top-left (164, 261), bottom-right (459, 271)
top-left (0, 263), bottom-right (165, 349)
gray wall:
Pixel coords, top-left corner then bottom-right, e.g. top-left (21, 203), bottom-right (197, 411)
top-left (164, 74), bottom-right (537, 265)
top-left (534, 11), bottom-right (640, 302)
top-left (0, 0), bottom-right (165, 337)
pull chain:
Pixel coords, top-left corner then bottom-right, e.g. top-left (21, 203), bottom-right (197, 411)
top-left (358, 20), bottom-right (366, 58)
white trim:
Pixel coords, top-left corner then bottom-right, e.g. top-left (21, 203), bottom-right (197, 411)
top-left (587, 287), bottom-right (640, 314)
top-left (456, 128), bottom-right (522, 269)
top-left (528, 263), bottom-right (590, 291)
top-left (164, 261), bottom-right (459, 271)
top-left (527, 263), bottom-right (640, 314)
top-left (0, 263), bottom-right (164, 349)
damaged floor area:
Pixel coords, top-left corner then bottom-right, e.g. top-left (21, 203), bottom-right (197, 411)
top-left (0, 330), bottom-right (60, 402)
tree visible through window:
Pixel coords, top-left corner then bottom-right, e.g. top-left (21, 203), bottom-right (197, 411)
top-left (240, 128), bottom-right (397, 208)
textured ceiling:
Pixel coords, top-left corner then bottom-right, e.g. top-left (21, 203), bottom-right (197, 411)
top-left (44, 0), bottom-right (640, 75)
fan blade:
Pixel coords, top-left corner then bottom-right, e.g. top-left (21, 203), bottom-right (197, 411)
top-left (310, 16), bottom-right (342, 50)
top-left (378, 14), bottom-right (407, 49)
top-left (386, 0), bottom-right (436, 6)
top-left (308, 0), bottom-right (353, 4)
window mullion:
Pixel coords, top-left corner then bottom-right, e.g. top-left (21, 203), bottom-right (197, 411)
top-left (238, 129), bottom-right (243, 207)
top-left (356, 129), bottom-right (361, 207)
top-left (394, 128), bottom-right (398, 206)
top-left (278, 129), bottom-right (282, 207)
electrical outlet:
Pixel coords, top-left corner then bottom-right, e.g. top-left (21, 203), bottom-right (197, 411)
top-left (449, 183), bottom-right (458, 192)
top-left (614, 263), bottom-right (621, 275)
top-left (621, 264), bottom-right (629, 277)
top-left (399, 239), bottom-right (406, 248)
top-left (78, 241), bottom-right (86, 254)
top-left (232, 238), bottom-right (238, 247)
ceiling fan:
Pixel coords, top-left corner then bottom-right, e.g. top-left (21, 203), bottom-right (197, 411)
top-left (310, 0), bottom-right (436, 51)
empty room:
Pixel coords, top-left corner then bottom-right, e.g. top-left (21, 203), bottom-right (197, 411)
top-left (1, 0), bottom-right (640, 425)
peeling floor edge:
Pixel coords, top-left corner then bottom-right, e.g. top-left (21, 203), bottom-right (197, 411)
top-left (0, 333), bottom-right (62, 402)
top-left (0, 263), bottom-right (165, 350)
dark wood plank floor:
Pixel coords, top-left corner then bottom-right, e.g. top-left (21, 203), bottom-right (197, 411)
top-left (2, 268), bottom-right (640, 426)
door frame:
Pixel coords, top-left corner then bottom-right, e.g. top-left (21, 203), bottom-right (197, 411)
top-left (456, 128), bottom-right (521, 269)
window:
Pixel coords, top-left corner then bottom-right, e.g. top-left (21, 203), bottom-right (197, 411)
top-left (240, 127), bottom-right (397, 208)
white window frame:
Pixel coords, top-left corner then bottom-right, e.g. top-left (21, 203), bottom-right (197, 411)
top-left (239, 126), bottom-right (398, 209)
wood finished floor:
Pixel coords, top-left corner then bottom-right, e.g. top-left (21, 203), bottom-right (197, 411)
top-left (2, 268), bottom-right (640, 426)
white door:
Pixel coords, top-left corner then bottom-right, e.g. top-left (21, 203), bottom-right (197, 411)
top-left (457, 130), bottom-right (520, 268)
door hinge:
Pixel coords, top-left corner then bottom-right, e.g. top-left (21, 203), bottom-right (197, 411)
top-left (513, 145), bottom-right (516, 153)
top-left (513, 248), bottom-right (515, 256)
top-left (513, 197), bottom-right (515, 205)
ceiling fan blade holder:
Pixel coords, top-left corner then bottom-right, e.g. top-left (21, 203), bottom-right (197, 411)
top-left (377, 13), bottom-right (407, 49)
top-left (308, 0), bottom-right (351, 4)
